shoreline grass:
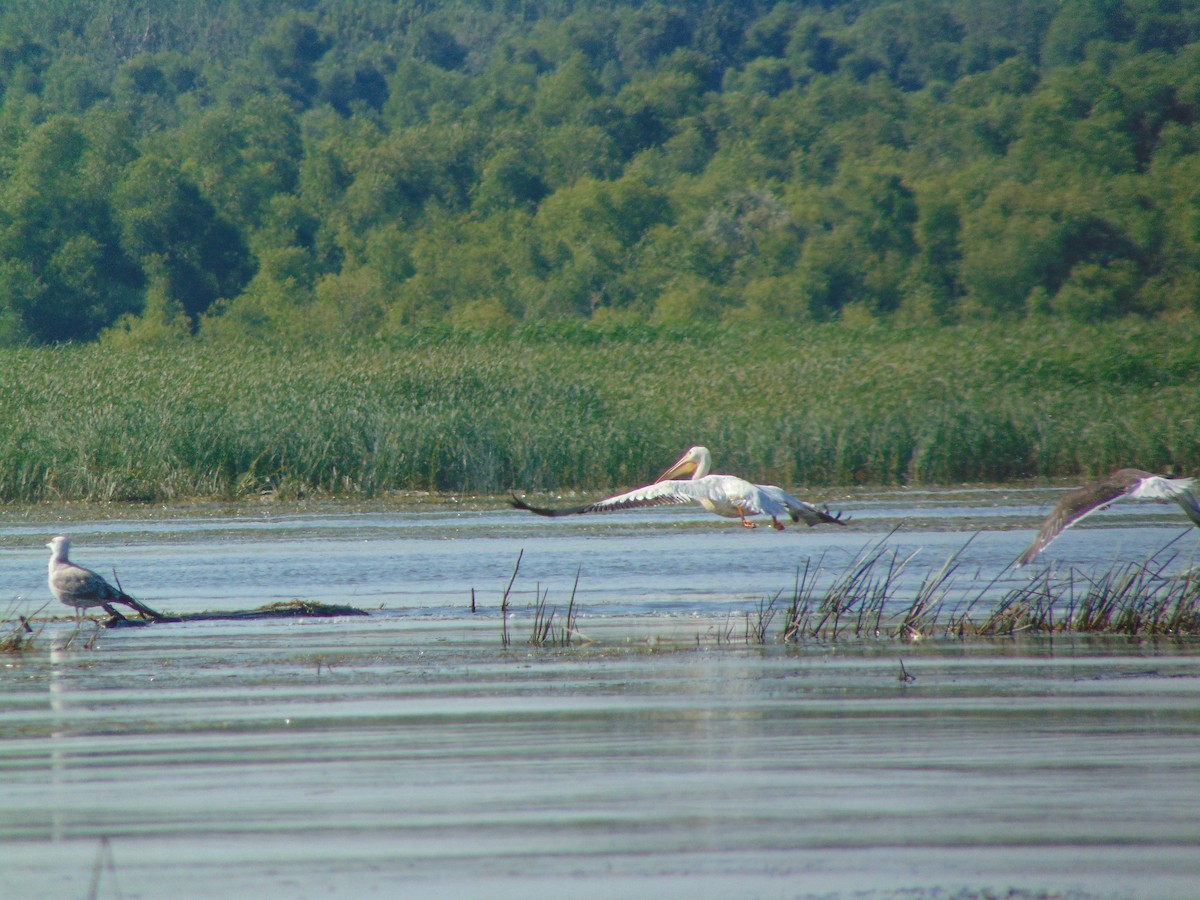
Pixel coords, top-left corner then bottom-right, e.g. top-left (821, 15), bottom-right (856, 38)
top-left (1, 318), bottom-right (1198, 504)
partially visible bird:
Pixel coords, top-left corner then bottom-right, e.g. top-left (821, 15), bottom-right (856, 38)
top-left (513, 445), bottom-right (846, 531)
top-left (46, 535), bottom-right (163, 621)
top-left (1017, 469), bottom-right (1200, 566)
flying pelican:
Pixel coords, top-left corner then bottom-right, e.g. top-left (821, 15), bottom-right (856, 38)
top-left (1016, 469), bottom-right (1200, 566)
top-left (46, 535), bottom-right (163, 622)
top-left (512, 445), bottom-right (846, 531)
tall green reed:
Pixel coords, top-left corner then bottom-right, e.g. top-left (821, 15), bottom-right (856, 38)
top-left (1, 319), bottom-right (1197, 503)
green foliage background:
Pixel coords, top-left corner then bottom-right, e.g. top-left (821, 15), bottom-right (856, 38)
top-left (0, 2), bottom-right (1197, 499)
top-left (0, 0), bottom-right (1197, 342)
top-left (2, 321), bottom-right (1197, 502)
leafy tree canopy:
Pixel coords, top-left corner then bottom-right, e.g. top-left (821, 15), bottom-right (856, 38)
top-left (0, 0), bottom-right (1197, 344)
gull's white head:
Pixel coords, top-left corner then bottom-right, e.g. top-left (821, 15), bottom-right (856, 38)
top-left (657, 446), bottom-right (713, 482)
top-left (46, 535), bottom-right (71, 560)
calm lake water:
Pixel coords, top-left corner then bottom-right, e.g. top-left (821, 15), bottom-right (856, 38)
top-left (2, 488), bottom-right (1199, 898)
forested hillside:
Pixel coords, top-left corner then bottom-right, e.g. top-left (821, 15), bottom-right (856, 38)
top-left (0, 0), bottom-right (1197, 345)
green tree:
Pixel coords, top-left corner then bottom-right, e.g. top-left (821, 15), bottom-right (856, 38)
top-left (113, 155), bottom-right (254, 329)
top-left (531, 175), bottom-right (671, 318)
top-left (0, 114), bottom-right (141, 342)
top-left (475, 144), bottom-right (549, 212)
top-left (959, 178), bottom-right (1148, 319)
top-left (112, 51), bottom-right (202, 132)
top-left (1040, 0), bottom-right (1132, 68)
top-left (256, 12), bottom-right (329, 107)
top-left (0, 0), bottom-right (1196, 342)
top-left (173, 95), bottom-right (302, 230)
top-left (792, 166), bottom-right (919, 318)
top-left (532, 53), bottom-right (602, 126)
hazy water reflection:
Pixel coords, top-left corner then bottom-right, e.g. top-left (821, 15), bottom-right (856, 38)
top-left (2, 490), bottom-right (1199, 898)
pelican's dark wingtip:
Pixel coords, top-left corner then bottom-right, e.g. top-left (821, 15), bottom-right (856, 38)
top-left (511, 494), bottom-right (577, 517)
top-left (511, 494), bottom-right (547, 515)
top-left (811, 506), bottom-right (850, 526)
top-left (825, 507), bottom-right (850, 526)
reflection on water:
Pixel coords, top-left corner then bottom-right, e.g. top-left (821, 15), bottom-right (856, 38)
top-left (1, 491), bottom-right (1199, 898)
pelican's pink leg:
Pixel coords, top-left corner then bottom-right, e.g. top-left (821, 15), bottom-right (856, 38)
top-left (738, 509), bottom-right (757, 529)
top-left (770, 517), bottom-right (785, 531)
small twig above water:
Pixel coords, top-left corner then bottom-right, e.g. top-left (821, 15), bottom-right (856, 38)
top-left (500, 549), bottom-right (523, 648)
top-left (86, 836), bottom-right (120, 900)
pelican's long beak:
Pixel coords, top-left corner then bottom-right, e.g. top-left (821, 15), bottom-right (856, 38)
top-left (656, 451), bottom-right (699, 483)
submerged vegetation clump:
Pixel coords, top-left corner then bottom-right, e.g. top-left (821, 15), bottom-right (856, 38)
top-left (0, 602), bottom-right (43, 653)
top-left (102, 600), bottom-right (371, 626)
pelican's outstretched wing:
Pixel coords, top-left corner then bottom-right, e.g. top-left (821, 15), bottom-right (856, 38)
top-left (512, 479), bottom-right (718, 518)
top-left (1017, 469), bottom-right (1197, 565)
top-left (513, 446), bottom-right (848, 529)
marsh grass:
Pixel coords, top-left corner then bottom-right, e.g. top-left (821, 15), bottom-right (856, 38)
top-left (54, 619), bottom-right (104, 651)
top-left (498, 538), bottom-right (1200, 650)
top-left (746, 593), bottom-right (777, 644)
top-left (499, 549), bottom-right (522, 648)
top-left (2, 319), bottom-right (1198, 503)
top-left (802, 531), bottom-right (923, 640)
top-left (777, 538), bottom-right (1200, 641)
top-left (0, 601), bottom-right (45, 652)
top-left (529, 584), bottom-right (554, 645)
top-left (968, 560), bottom-right (1200, 638)
top-left (528, 566), bottom-right (582, 647)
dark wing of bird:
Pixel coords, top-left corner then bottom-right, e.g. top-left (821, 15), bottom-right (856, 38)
top-left (1173, 490), bottom-right (1200, 528)
top-left (1017, 474), bottom-right (1138, 566)
top-left (512, 482), bottom-right (697, 518)
top-left (759, 485), bottom-right (848, 527)
top-left (511, 495), bottom-right (595, 517)
top-left (799, 505), bottom-right (848, 526)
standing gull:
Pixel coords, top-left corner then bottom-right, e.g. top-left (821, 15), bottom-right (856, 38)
top-left (46, 535), bottom-right (163, 621)
top-left (1017, 468), bottom-right (1200, 566)
top-left (513, 445), bottom-right (846, 531)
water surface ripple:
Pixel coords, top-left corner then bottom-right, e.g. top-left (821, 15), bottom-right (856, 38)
top-left (2, 491), bottom-right (1199, 898)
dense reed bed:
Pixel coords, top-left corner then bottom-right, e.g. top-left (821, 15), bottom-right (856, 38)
top-left (772, 538), bottom-right (1200, 642)
top-left (493, 540), bottom-right (1200, 648)
top-left (1, 318), bottom-right (1197, 503)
